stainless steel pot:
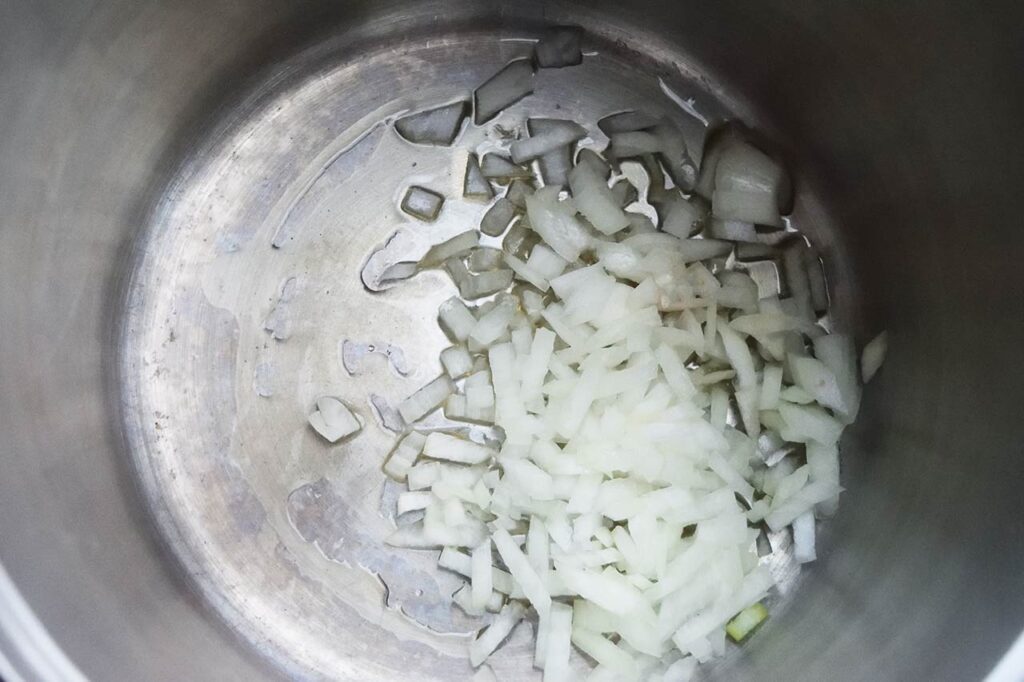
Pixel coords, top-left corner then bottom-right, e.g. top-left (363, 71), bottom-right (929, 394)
top-left (2, 1), bottom-right (1022, 680)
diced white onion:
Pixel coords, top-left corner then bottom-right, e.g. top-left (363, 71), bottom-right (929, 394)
top-left (860, 330), bottom-right (888, 383)
top-left (398, 375), bottom-right (455, 424)
top-left (370, 98), bottom-right (873, 679)
top-left (308, 396), bottom-right (362, 443)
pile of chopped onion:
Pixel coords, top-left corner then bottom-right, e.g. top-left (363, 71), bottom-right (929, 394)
top-left (370, 35), bottom-right (886, 681)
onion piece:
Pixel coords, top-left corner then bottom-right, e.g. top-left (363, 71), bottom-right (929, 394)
top-left (724, 602), bottom-right (768, 642)
top-left (525, 186), bottom-right (592, 262)
top-left (464, 153), bottom-right (495, 200)
top-left (568, 163), bottom-right (630, 235)
top-left (469, 601), bottom-right (526, 667)
top-left (765, 480), bottom-right (842, 531)
top-left (480, 198), bottom-right (518, 237)
top-left (543, 602), bottom-right (574, 682)
top-left (441, 346), bottom-right (474, 379)
top-left (492, 528), bottom-right (552, 614)
top-left (693, 124), bottom-right (745, 201)
top-left (505, 178), bottom-right (535, 210)
top-left (791, 511), bottom-right (817, 563)
top-left (706, 217), bottom-right (757, 242)
top-left (439, 547), bottom-right (518, 595)
top-left (469, 295), bottom-right (516, 347)
top-left (439, 296), bottom-right (477, 342)
top-left (461, 269), bottom-right (514, 300)
top-left (453, 583), bottom-right (504, 616)
top-left (661, 196), bottom-right (708, 239)
top-left (790, 355), bottom-right (847, 414)
top-left (598, 110), bottom-right (659, 136)
top-left (714, 140), bottom-right (791, 212)
top-left (555, 565), bottom-right (652, 617)
top-left (712, 188), bottom-right (782, 228)
top-left (308, 396), bottom-right (362, 443)
top-left (421, 230), bottom-right (480, 268)
top-left (401, 186), bottom-right (445, 221)
top-left (474, 59), bottom-right (535, 125)
top-left (383, 432), bottom-right (426, 482)
top-left (860, 331), bottom-right (888, 383)
top-left (398, 375), bottom-right (455, 423)
top-left (608, 131), bottom-right (662, 159)
top-left (512, 118), bottom-right (587, 164)
top-left (576, 148), bottom-right (612, 180)
top-left (538, 146), bottom-right (573, 187)
top-left (812, 333), bottom-right (861, 423)
top-left (468, 246), bottom-right (504, 273)
top-left (471, 539), bottom-right (494, 610)
top-left (504, 251), bottom-right (551, 292)
top-left (423, 432), bottom-right (496, 464)
top-left (734, 242), bottom-right (779, 261)
top-left (610, 179), bottom-right (638, 208)
top-left (396, 490), bottom-right (433, 516)
top-left (395, 100), bottom-right (469, 146)
top-left (481, 153), bottom-right (533, 183)
top-left (652, 121), bottom-right (698, 192)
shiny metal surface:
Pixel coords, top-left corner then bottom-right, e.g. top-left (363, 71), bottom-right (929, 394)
top-left (1, 1), bottom-right (1022, 681)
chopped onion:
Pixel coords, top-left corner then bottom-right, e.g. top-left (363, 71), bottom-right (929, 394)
top-left (525, 186), bottom-right (592, 262)
top-left (512, 119), bottom-right (587, 164)
top-left (441, 346), bottom-right (474, 379)
top-left (734, 241), bottom-right (779, 261)
top-left (464, 153), bottom-right (495, 200)
top-left (610, 179), bottom-right (638, 208)
top-left (438, 296), bottom-right (477, 342)
top-left (480, 153), bottom-right (533, 183)
top-left (706, 217), bottom-right (757, 242)
top-left (860, 331), bottom-right (888, 383)
top-left (369, 94), bottom-right (876, 679)
top-left (469, 601), bottom-right (526, 666)
top-left (652, 121), bottom-right (698, 192)
top-left (608, 131), bottom-right (662, 159)
top-left (480, 198), bottom-right (518, 237)
top-left (538, 146), bottom-right (573, 187)
top-left (724, 602), bottom-right (768, 642)
top-left (471, 539), bottom-right (494, 610)
top-left (505, 178), bottom-right (536, 209)
top-left (660, 195), bottom-right (708, 239)
top-left (308, 396), bottom-right (362, 443)
top-left (474, 59), bottom-right (535, 125)
top-left (424, 432), bottom-right (496, 464)
top-left (395, 100), bottom-right (468, 146)
top-left (712, 188), bottom-right (782, 228)
top-left (383, 431), bottom-right (426, 481)
top-left (789, 356), bottom-right (846, 415)
top-left (398, 375), bottom-right (455, 423)
top-left (469, 295), bottom-right (515, 347)
top-left (401, 185), bottom-right (445, 221)
top-left (812, 333), bottom-right (861, 423)
top-left (598, 110), bottom-right (659, 136)
top-left (543, 602), bottom-right (574, 681)
top-left (575, 148), bottom-right (611, 180)
top-left (421, 230), bottom-right (479, 268)
top-left (468, 246), bottom-right (504, 273)
top-left (791, 511), bottom-right (817, 563)
top-left (568, 162), bottom-right (630, 235)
